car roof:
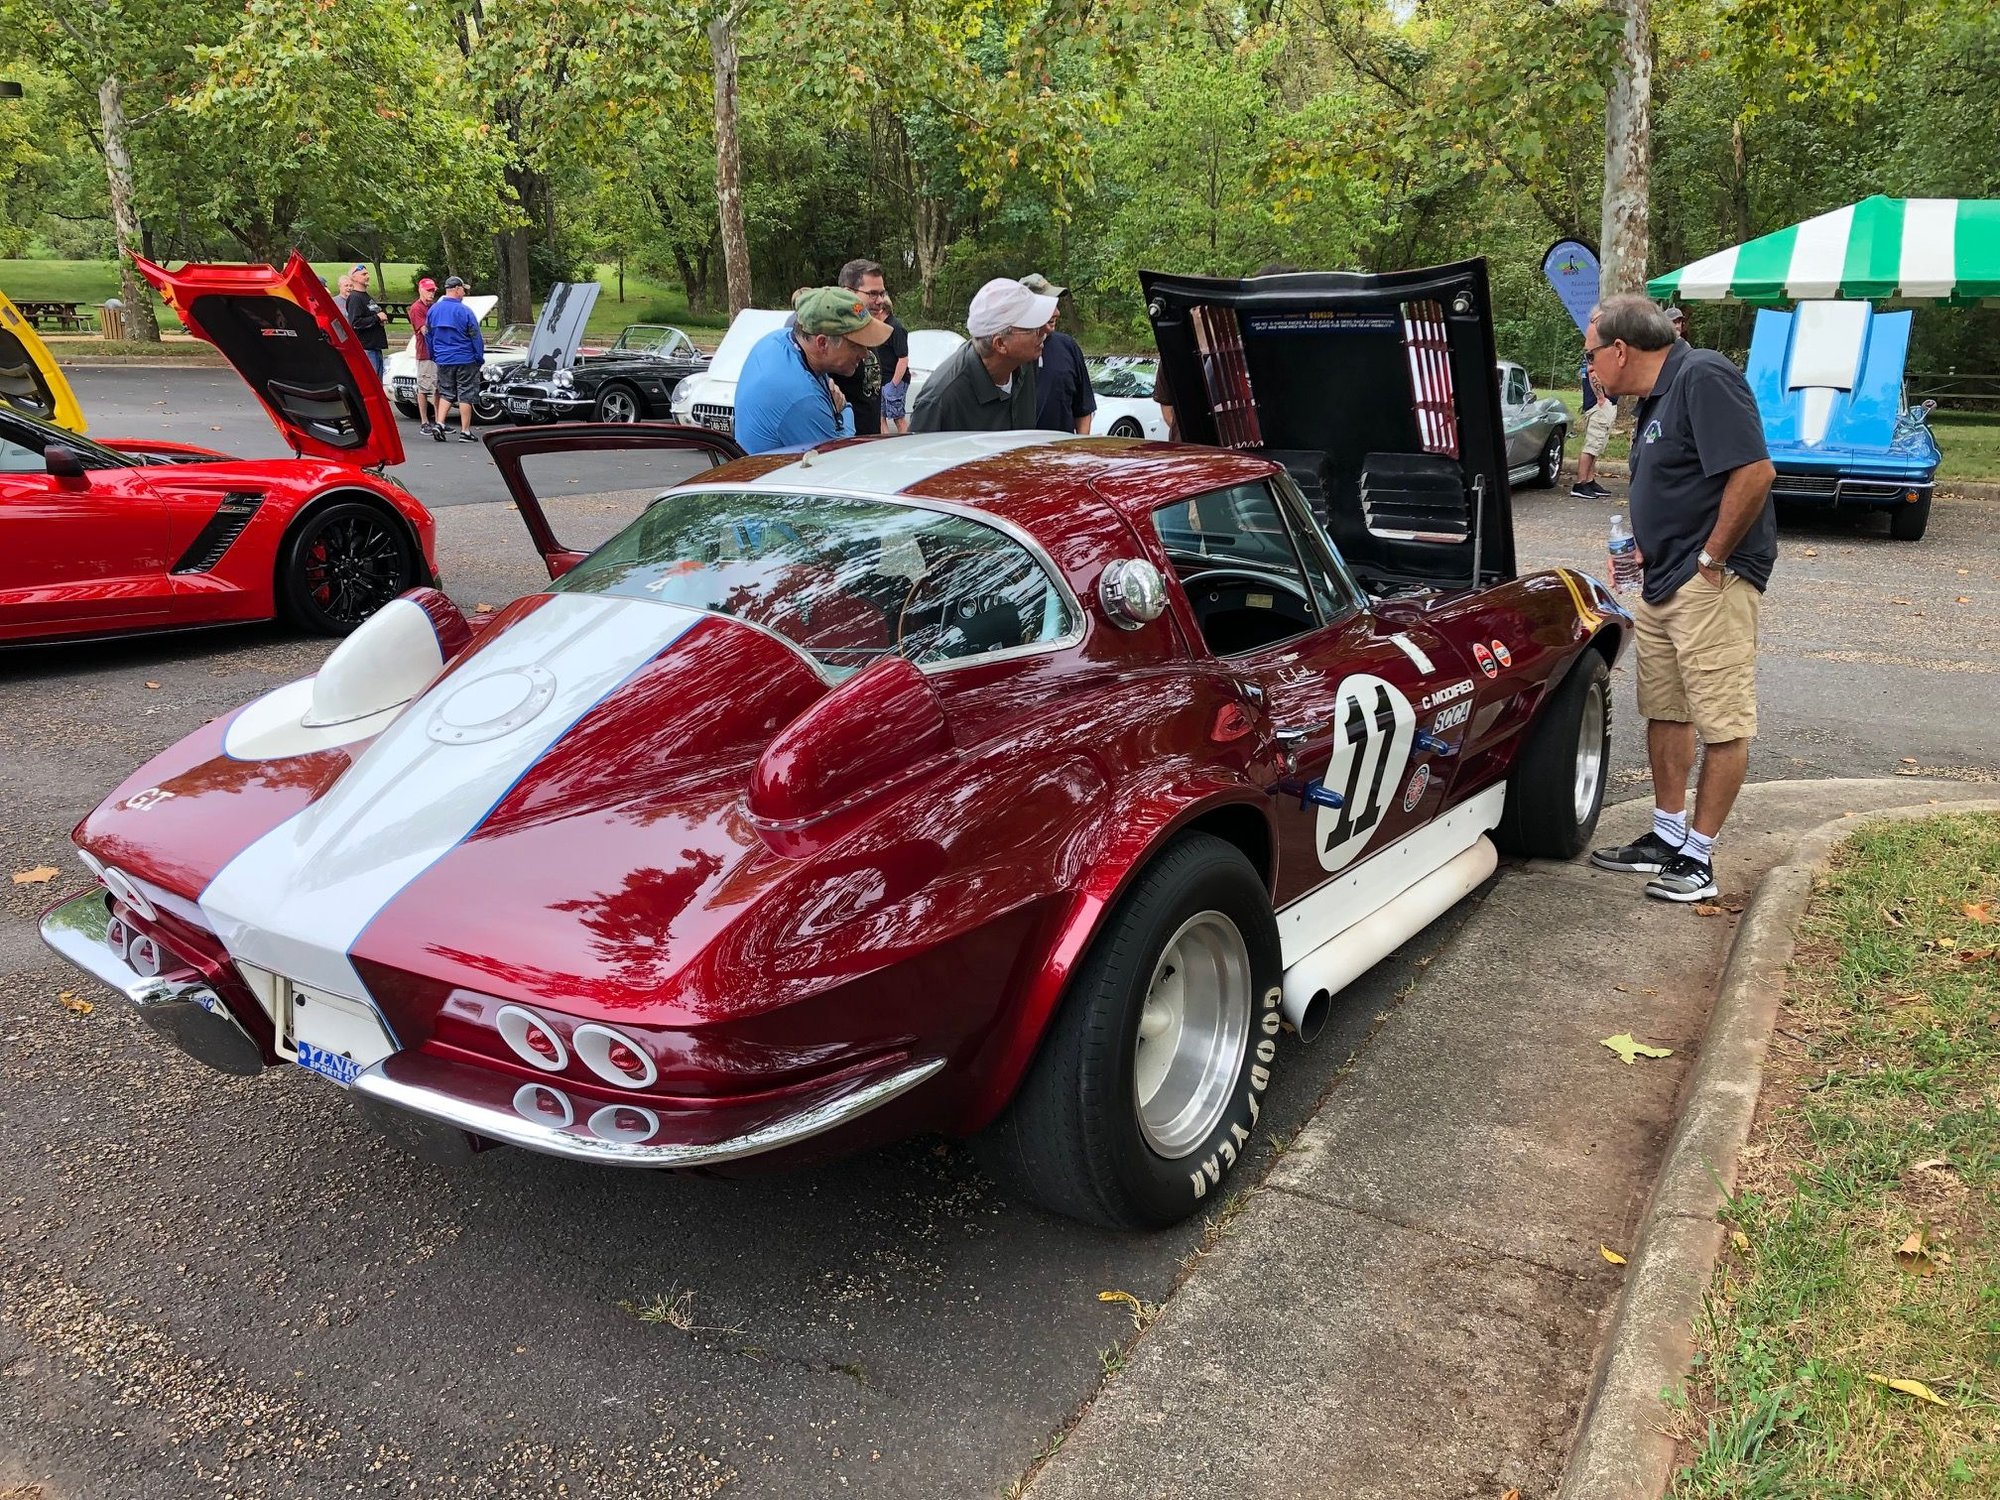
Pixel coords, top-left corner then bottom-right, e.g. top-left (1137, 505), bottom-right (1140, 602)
top-left (694, 431), bottom-right (1282, 535)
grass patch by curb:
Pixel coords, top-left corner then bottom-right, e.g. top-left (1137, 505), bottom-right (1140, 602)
top-left (1670, 813), bottom-right (2000, 1499)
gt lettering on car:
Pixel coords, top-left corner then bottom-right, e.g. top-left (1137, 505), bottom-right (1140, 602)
top-left (124, 787), bottom-right (176, 812)
top-left (1316, 674), bottom-right (1416, 874)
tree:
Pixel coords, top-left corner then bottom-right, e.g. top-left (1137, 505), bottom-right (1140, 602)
top-left (1599, 0), bottom-right (1651, 294)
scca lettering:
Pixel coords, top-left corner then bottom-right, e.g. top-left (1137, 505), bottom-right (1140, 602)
top-left (1190, 986), bottom-right (1282, 1200)
top-left (1419, 679), bottom-right (1474, 711)
top-left (1433, 700), bottom-right (1471, 733)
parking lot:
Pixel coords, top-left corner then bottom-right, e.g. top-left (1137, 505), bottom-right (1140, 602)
top-left (2, 371), bottom-right (1996, 1498)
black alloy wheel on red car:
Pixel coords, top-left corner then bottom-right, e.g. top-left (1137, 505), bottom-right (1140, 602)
top-left (279, 500), bottom-right (420, 635)
top-left (979, 831), bottom-right (1283, 1229)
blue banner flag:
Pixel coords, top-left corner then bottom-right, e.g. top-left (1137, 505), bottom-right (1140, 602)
top-left (1542, 240), bottom-right (1600, 334)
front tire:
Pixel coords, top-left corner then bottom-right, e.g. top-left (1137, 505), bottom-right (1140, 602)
top-left (1532, 427), bottom-right (1566, 489)
top-left (978, 833), bottom-right (1282, 1229)
top-left (595, 384), bottom-right (642, 423)
top-left (1888, 493), bottom-right (1931, 541)
top-left (472, 389), bottom-right (507, 425)
top-left (278, 500), bottom-right (420, 636)
top-left (1494, 649), bottom-right (1611, 859)
top-left (1109, 417), bottom-right (1144, 438)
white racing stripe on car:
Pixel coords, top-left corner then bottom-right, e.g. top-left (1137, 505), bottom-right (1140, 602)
top-left (1388, 633), bottom-right (1434, 673)
top-left (754, 429), bottom-right (1092, 497)
top-left (198, 594), bottom-right (703, 1005)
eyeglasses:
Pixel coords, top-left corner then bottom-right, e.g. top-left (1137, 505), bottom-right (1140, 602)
top-left (1583, 341), bottom-right (1616, 362)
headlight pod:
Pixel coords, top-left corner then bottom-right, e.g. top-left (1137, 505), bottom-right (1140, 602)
top-left (552, 369), bottom-right (574, 391)
top-left (670, 376), bottom-right (692, 406)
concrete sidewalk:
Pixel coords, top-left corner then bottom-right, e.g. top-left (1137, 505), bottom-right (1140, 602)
top-left (1023, 778), bottom-right (1993, 1500)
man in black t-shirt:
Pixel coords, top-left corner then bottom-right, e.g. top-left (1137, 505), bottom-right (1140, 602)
top-left (1021, 273), bottom-right (1094, 434)
top-left (342, 264), bottom-right (390, 380)
top-left (1584, 294), bottom-right (1776, 906)
top-left (832, 258), bottom-right (891, 435)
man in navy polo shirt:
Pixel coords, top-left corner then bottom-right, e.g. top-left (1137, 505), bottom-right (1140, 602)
top-left (735, 286), bottom-right (892, 455)
top-left (1585, 294), bottom-right (1776, 904)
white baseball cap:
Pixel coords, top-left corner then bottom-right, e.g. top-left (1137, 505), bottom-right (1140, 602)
top-left (966, 278), bottom-right (1060, 338)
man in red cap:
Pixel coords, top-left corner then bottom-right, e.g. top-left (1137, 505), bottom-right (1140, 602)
top-left (407, 277), bottom-right (439, 434)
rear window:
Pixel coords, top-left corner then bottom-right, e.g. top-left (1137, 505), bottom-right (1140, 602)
top-left (553, 489), bottom-right (1076, 677)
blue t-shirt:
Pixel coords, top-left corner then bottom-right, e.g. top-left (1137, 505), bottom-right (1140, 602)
top-left (425, 297), bottom-right (485, 366)
top-left (735, 328), bottom-right (840, 454)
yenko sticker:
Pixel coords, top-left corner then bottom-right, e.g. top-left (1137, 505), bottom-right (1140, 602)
top-left (1472, 642), bottom-right (1498, 679)
top-left (1401, 764), bottom-right (1431, 812)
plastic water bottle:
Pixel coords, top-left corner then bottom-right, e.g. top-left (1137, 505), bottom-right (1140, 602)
top-left (1608, 513), bottom-right (1641, 594)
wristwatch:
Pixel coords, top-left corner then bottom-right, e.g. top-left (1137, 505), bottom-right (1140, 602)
top-left (1698, 549), bottom-right (1732, 575)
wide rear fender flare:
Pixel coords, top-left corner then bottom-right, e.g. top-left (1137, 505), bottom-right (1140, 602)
top-left (950, 777), bottom-right (1275, 1134)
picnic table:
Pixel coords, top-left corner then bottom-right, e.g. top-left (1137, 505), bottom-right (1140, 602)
top-left (14, 300), bottom-right (91, 333)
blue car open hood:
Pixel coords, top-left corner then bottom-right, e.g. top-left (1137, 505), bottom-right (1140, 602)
top-left (1746, 303), bottom-right (1938, 477)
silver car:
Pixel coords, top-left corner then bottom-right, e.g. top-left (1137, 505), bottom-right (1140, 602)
top-left (1498, 359), bottom-right (1569, 490)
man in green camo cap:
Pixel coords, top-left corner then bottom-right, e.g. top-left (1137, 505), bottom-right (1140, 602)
top-left (736, 286), bottom-right (892, 454)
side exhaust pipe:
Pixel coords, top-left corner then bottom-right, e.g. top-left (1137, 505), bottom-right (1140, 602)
top-left (1279, 836), bottom-right (1499, 1043)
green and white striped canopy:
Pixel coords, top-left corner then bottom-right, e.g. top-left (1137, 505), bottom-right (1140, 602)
top-left (1648, 196), bottom-right (2000, 304)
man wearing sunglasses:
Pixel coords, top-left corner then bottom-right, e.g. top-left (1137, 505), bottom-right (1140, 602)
top-left (1585, 294), bottom-right (1776, 905)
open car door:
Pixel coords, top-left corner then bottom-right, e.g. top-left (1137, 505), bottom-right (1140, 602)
top-left (136, 253), bottom-right (405, 468)
top-left (1141, 260), bottom-right (1514, 593)
top-left (483, 422), bottom-right (745, 578)
top-left (0, 290), bottom-right (87, 434)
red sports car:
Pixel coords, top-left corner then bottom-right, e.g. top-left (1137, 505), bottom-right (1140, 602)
top-left (0, 255), bottom-right (435, 645)
top-left (42, 259), bottom-right (1629, 1228)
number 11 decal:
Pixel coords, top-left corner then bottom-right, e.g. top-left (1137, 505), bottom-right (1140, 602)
top-left (1315, 674), bottom-right (1417, 873)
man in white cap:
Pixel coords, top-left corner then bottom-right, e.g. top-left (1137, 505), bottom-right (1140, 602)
top-left (908, 277), bottom-right (1058, 432)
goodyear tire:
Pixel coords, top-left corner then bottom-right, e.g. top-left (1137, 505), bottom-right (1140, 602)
top-left (1494, 649), bottom-right (1611, 859)
top-left (979, 832), bottom-right (1282, 1229)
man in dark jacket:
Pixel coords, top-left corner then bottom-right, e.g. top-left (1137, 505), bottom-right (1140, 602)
top-left (342, 264), bottom-right (390, 380)
top-left (1022, 272), bottom-right (1095, 434)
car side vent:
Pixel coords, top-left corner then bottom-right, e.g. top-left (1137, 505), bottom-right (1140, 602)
top-left (171, 491), bottom-right (266, 574)
top-left (1358, 453), bottom-right (1470, 544)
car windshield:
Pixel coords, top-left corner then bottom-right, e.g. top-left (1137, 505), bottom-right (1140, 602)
top-left (553, 489), bottom-right (1076, 677)
top-left (0, 407), bottom-right (137, 470)
top-left (612, 325), bottom-right (694, 359)
top-left (1089, 359), bottom-right (1157, 399)
top-left (494, 323), bottom-right (532, 347)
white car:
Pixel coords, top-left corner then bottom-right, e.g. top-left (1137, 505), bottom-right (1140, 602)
top-left (1088, 356), bottom-right (1169, 439)
top-left (385, 296), bottom-right (529, 425)
top-left (669, 313), bottom-right (964, 435)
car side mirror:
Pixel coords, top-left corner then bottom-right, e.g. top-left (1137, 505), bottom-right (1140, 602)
top-left (45, 444), bottom-right (86, 478)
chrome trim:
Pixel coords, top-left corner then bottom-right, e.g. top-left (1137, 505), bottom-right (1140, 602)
top-left (350, 1057), bottom-right (945, 1168)
top-left (40, 888), bottom-right (266, 1075)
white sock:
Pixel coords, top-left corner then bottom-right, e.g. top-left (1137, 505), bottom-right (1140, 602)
top-left (1653, 807), bottom-right (1688, 847)
top-left (1683, 828), bottom-right (1716, 866)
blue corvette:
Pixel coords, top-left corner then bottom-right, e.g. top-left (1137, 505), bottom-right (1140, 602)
top-left (1748, 300), bottom-right (1941, 540)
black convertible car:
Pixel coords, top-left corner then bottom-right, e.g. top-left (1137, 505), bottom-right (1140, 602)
top-left (493, 324), bottom-right (710, 424)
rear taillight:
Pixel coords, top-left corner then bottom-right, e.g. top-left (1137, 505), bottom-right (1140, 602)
top-left (496, 1005), bottom-right (568, 1071)
top-left (573, 1023), bottom-right (658, 1089)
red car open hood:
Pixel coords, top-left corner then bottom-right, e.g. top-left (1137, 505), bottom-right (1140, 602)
top-left (136, 253), bottom-right (405, 468)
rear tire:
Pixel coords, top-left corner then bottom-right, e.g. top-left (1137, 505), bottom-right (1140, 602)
top-left (1109, 417), bottom-right (1144, 438)
top-left (1531, 427), bottom-right (1566, 489)
top-left (1888, 493), bottom-right (1931, 541)
top-left (1494, 650), bottom-right (1611, 859)
top-left (977, 833), bottom-right (1282, 1229)
top-left (278, 500), bottom-right (420, 636)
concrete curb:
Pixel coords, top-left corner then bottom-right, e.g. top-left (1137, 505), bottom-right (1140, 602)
top-left (1562, 457), bottom-right (2000, 503)
top-left (56, 356), bottom-right (226, 369)
top-left (1555, 795), bottom-right (2000, 1500)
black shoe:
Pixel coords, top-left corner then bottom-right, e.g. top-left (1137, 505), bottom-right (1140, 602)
top-left (430, 425), bottom-right (449, 443)
top-left (1573, 479), bottom-right (1611, 500)
top-left (1589, 829), bottom-right (1683, 874)
top-left (1646, 852), bottom-right (1719, 903)
top-left (454, 430), bottom-right (478, 443)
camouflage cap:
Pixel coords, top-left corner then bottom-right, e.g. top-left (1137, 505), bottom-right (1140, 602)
top-left (793, 286), bottom-right (892, 346)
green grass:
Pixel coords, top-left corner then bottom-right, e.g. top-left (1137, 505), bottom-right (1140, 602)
top-left (1545, 387), bottom-right (2000, 483)
top-left (1670, 814), bottom-right (2000, 1500)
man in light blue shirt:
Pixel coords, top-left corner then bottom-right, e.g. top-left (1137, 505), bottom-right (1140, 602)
top-left (734, 286), bottom-right (893, 454)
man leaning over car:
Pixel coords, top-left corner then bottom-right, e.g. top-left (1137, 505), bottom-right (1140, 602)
top-left (908, 278), bottom-right (1058, 433)
top-left (735, 286), bottom-right (892, 455)
top-left (1585, 294), bottom-right (1776, 904)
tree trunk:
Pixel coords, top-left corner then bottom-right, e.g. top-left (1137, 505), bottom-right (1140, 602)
top-left (98, 75), bottom-right (161, 343)
top-left (1598, 0), bottom-right (1652, 297)
top-left (913, 193), bottom-right (949, 317)
top-left (711, 4), bottom-right (751, 316)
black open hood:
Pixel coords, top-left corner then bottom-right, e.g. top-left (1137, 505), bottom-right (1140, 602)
top-left (1142, 260), bottom-right (1514, 586)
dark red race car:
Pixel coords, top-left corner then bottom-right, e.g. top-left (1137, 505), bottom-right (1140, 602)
top-left (42, 259), bottom-right (1628, 1228)
top-left (0, 255), bottom-right (435, 646)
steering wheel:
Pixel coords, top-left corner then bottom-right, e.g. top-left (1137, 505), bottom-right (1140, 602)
top-left (896, 548), bottom-right (1036, 662)
top-left (1178, 569), bottom-right (1316, 607)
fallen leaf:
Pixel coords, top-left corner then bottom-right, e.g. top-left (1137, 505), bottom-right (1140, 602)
top-left (1957, 568), bottom-right (1970, 575)
top-left (1963, 903), bottom-right (1993, 925)
top-left (1865, 1373), bottom-right (1948, 1407)
top-left (1599, 1244), bottom-right (1627, 1265)
top-left (1890, 597), bottom-right (1913, 605)
top-left (1693, 902), bottom-right (1726, 916)
top-left (474, 602), bottom-right (496, 614)
top-left (1895, 1229), bottom-right (1940, 1276)
top-left (1501, 1490), bottom-right (1521, 1500)
top-left (1601, 1033), bottom-right (1674, 1064)
top-left (12, 866), bottom-right (59, 885)
top-left (1957, 947), bottom-right (1995, 962)
top-left (1720, 895), bottom-right (1748, 913)
top-left (144, 680), bottom-right (161, 689)
top-left (1097, 1290), bottom-right (1143, 1314)
top-left (1802, 548), bottom-right (1818, 557)
top-left (58, 991), bottom-right (92, 1015)
top-left (1911, 1157), bottom-right (1955, 1173)
top-left (1956, 596), bottom-right (1972, 604)
top-left (1613, 983), bottom-right (1629, 993)
top-left (1900, 756), bottom-right (1920, 765)
top-left (1885, 992), bottom-right (1926, 1008)
top-left (1731, 1230), bottom-right (1751, 1254)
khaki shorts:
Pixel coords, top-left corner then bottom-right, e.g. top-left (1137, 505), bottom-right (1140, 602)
top-left (1582, 395), bottom-right (1620, 458)
top-left (415, 359), bottom-right (439, 395)
top-left (1633, 570), bottom-right (1761, 742)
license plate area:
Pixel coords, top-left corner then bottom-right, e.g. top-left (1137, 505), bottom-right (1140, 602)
top-left (278, 978), bottom-right (395, 1088)
top-left (507, 398), bottom-right (535, 413)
